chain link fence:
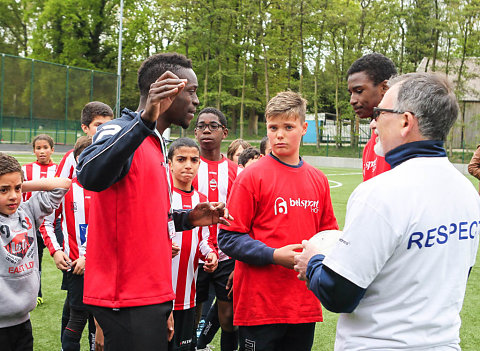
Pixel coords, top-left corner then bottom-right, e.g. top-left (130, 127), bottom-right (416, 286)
top-left (0, 53), bottom-right (117, 145)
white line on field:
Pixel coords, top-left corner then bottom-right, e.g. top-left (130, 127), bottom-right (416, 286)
top-left (328, 180), bottom-right (343, 188)
top-left (325, 172), bottom-right (362, 176)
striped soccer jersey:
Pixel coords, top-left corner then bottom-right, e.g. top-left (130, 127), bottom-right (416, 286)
top-left (43, 178), bottom-right (92, 261)
top-left (192, 155), bottom-right (241, 261)
top-left (56, 149), bottom-right (76, 179)
top-left (22, 161), bottom-right (58, 201)
top-left (171, 187), bottom-right (214, 310)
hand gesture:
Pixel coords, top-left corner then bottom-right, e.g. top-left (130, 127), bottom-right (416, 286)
top-left (167, 312), bottom-right (174, 342)
top-left (273, 244), bottom-right (303, 269)
top-left (203, 252), bottom-right (218, 273)
top-left (53, 250), bottom-right (71, 271)
top-left (226, 270), bottom-right (234, 299)
top-left (294, 230), bottom-right (342, 280)
top-left (189, 202), bottom-right (233, 227)
top-left (172, 242), bottom-right (180, 258)
top-left (72, 256), bottom-right (86, 275)
top-left (141, 71), bottom-right (187, 123)
top-left (94, 319), bottom-right (104, 351)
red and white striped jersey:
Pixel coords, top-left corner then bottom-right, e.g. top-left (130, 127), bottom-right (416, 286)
top-left (171, 186), bottom-right (213, 310)
top-left (43, 178), bottom-right (92, 261)
top-left (22, 161), bottom-right (58, 201)
top-left (192, 155), bottom-right (241, 261)
top-left (56, 149), bottom-right (76, 179)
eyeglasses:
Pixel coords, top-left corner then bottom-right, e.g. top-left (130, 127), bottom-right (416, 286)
top-left (195, 121), bottom-right (225, 131)
top-left (372, 107), bottom-right (410, 121)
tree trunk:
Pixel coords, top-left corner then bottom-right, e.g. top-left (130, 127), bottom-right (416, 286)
top-left (240, 51), bottom-right (247, 139)
top-left (299, 0), bottom-right (304, 94)
top-left (203, 48), bottom-right (210, 107)
top-left (217, 58), bottom-right (222, 110)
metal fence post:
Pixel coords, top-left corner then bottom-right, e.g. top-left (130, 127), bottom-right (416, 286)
top-left (90, 70), bottom-right (94, 101)
top-left (65, 66), bottom-right (69, 144)
top-left (326, 134), bottom-right (329, 157)
top-left (0, 54), bottom-right (4, 142)
top-left (29, 59), bottom-right (35, 142)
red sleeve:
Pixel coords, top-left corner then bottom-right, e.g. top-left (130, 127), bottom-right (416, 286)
top-left (56, 150), bottom-right (74, 178)
top-left (221, 172), bottom-right (256, 234)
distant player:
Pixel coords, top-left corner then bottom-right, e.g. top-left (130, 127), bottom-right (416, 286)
top-left (219, 91), bottom-right (338, 351)
top-left (55, 101), bottom-right (113, 179)
top-left (167, 137), bottom-right (219, 351)
top-left (259, 136), bottom-right (271, 156)
top-left (347, 53), bottom-right (397, 180)
top-left (193, 107), bottom-right (241, 351)
top-left (43, 136), bottom-right (96, 351)
top-left (54, 101), bottom-right (112, 349)
top-left (227, 139), bottom-right (251, 164)
top-left (238, 147), bottom-right (261, 168)
top-left (22, 134), bottom-right (57, 306)
top-left (0, 153), bottom-right (70, 351)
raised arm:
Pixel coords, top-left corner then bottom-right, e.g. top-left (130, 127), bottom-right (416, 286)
top-left (77, 71), bottom-right (187, 192)
top-left (22, 177), bottom-right (71, 193)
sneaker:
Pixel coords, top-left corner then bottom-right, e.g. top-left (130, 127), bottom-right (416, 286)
top-left (36, 297), bottom-right (44, 306)
top-left (196, 346), bottom-right (214, 351)
top-left (196, 319), bottom-right (205, 338)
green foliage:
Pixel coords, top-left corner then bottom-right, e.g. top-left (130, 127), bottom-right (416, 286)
top-left (1, 0), bottom-right (480, 141)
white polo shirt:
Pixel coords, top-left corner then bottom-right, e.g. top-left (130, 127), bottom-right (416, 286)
top-left (324, 157), bottom-right (480, 351)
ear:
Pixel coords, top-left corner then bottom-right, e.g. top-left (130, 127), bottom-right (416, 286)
top-left (400, 112), bottom-right (416, 137)
top-left (379, 80), bottom-right (389, 95)
top-left (81, 124), bottom-right (89, 134)
top-left (168, 159), bottom-right (173, 172)
top-left (302, 121), bottom-right (308, 136)
top-left (223, 128), bottom-right (229, 139)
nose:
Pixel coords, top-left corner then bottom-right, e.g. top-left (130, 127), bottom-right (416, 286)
top-left (350, 93), bottom-right (358, 106)
top-left (192, 93), bottom-right (199, 106)
top-left (8, 189), bottom-right (18, 200)
top-left (370, 118), bottom-right (377, 130)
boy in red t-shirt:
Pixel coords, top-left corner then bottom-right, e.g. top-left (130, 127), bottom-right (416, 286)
top-left (219, 91), bottom-right (338, 351)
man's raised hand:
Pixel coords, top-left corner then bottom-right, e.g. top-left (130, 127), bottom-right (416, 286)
top-left (141, 71), bottom-right (187, 123)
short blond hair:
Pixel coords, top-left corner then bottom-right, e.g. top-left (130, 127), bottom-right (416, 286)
top-left (265, 91), bottom-right (307, 122)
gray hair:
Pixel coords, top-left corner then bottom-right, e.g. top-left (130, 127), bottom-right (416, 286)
top-left (389, 73), bottom-right (459, 141)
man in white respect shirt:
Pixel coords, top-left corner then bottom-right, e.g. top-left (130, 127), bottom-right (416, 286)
top-left (295, 72), bottom-right (480, 351)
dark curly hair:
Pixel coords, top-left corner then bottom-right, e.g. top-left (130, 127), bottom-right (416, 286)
top-left (347, 53), bottom-right (397, 86)
top-left (138, 53), bottom-right (193, 98)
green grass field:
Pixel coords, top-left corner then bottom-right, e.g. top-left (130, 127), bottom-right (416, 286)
top-left (4, 152), bottom-right (480, 350)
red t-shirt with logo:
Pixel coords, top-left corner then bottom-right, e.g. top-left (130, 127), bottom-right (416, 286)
top-left (363, 133), bottom-right (390, 181)
top-left (221, 155), bottom-right (338, 326)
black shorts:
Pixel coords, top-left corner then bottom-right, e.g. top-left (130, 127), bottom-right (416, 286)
top-left (196, 259), bottom-right (234, 303)
top-left (0, 319), bottom-right (33, 351)
top-left (238, 323), bottom-right (315, 351)
top-left (168, 307), bottom-right (196, 351)
top-left (88, 302), bottom-right (172, 351)
top-left (62, 271), bottom-right (87, 310)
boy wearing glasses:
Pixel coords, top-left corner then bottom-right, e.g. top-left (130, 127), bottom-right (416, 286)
top-left (347, 53), bottom-right (397, 181)
top-left (193, 107), bottom-right (241, 351)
